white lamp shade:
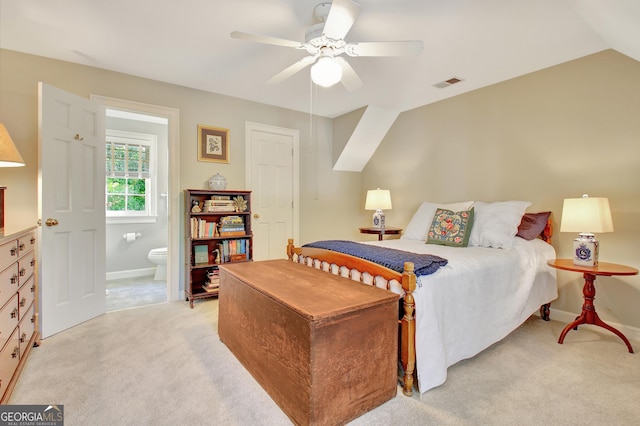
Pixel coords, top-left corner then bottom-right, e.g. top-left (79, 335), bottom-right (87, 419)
top-left (310, 57), bottom-right (342, 88)
top-left (0, 124), bottom-right (25, 167)
top-left (365, 189), bottom-right (392, 210)
top-left (560, 195), bottom-right (613, 233)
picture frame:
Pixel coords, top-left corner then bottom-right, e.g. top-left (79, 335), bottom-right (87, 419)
top-left (198, 125), bottom-right (229, 163)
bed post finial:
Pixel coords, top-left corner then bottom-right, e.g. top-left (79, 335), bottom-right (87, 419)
top-left (287, 238), bottom-right (294, 260)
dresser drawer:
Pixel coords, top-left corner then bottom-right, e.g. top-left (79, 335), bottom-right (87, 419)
top-left (0, 263), bottom-right (19, 308)
top-left (18, 250), bottom-right (35, 285)
top-left (0, 328), bottom-right (20, 399)
top-left (0, 239), bottom-right (18, 276)
top-left (17, 232), bottom-right (36, 258)
top-left (18, 277), bottom-right (35, 321)
top-left (18, 303), bottom-right (35, 359)
top-left (0, 294), bottom-right (19, 353)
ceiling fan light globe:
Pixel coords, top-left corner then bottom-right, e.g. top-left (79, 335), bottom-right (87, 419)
top-left (311, 57), bottom-right (342, 87)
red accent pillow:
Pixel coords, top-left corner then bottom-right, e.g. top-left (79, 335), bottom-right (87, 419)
top-left (517, 212), bottom-right (551, 240)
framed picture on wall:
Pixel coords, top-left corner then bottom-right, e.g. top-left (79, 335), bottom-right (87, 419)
top-left (198, 124), bottom-right (229, 163)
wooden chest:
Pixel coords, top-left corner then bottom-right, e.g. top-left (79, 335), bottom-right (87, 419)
top-left (218, 259), bottom-right (398, 426)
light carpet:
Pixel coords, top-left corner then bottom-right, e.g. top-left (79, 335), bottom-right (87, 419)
top-left (9, 300), bottom-right (640, 425)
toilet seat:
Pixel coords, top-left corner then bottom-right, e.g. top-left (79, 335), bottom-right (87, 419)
top-left (149, 247), bottom-right (167, 257)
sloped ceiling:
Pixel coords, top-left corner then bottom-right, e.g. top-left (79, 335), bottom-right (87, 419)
top-left (1, 0), bottom-right (638, 170)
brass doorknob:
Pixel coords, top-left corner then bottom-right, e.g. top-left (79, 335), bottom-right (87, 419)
top-left (253, 213), bottom-right (260, 219)
top-left (45, 218), bottom-right (59, 226)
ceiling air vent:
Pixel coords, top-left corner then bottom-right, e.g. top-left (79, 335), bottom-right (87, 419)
top-left (433, 77), bottom-right (464, 89)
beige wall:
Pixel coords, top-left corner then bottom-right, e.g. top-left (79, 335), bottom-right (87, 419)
top-left (3, 47), bottom-right (639, 331)
top-left (0, 48), bottom-right (362, 291)
top-left (362, 49), bottom-right (640, 330)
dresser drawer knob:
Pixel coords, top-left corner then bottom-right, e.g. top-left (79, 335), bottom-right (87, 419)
top-left (11, 347), bottom-right (19, 359)
top-left (20, 298), bottom-right (26, 307)
top-left (20, 332), bottom-right (26, 343)
top-left (30, 237), bottom-right (36, 245)
top-left (10, 246), bottom-right (17, 256)
top-left (19, 243), bottom-right (25, 252)
top-left (10, 274), bottom-right (17, 284)
top-left (19, 268), bottom-right (26, 277)
top-left (10, 308), bottom-right (18, 318)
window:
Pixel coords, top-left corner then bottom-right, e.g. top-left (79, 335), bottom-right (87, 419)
top-left (105, 130), bottom-right (157, 223)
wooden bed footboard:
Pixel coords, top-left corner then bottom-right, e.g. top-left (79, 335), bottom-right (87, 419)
top-left (287, 238), bottom-right (418, 396)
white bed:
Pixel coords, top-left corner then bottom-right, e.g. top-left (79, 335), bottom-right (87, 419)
top-left (288, 200), bottom-right (558, 395)
top-left (366, 236), bottom-right (557, 393)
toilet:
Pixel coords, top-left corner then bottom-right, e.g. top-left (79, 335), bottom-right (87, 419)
top-left (148, 247), bottom-right (168, 280)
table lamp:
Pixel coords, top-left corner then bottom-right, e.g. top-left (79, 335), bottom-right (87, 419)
top-left (0, 124), bottom-right (26, 230)
top-left (365, 188), bottom-right (392, 228)
top-left (560, 194), bottom-right (613, 267)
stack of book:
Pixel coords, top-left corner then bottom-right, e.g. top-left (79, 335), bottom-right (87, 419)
top-left (219, 216), bottom-right (245, 236)
top-left (204, 195), bottom-right (235, 212)
top-left (217, 239), bottom-right (250, 263)
top-left (203, 267), bottom-right (219, 292)
top-left (190, 218), bottom-right (218, 238)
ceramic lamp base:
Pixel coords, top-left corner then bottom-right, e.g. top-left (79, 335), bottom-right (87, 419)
top-left (372, 210), bottom-right (385, 228)
top-left (573, 234), bottom-right (599, 267)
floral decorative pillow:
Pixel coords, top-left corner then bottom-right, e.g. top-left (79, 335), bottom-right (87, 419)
top-left (402, 201), bottom-right (474, 241)
top-left (426, 207), bottom-right (475, 247)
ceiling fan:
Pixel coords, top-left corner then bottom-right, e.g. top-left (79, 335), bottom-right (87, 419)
top-left (230, 0), bottom-right (423, 90)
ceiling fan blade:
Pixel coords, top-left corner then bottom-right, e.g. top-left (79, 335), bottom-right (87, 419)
top-left (345, 40), bottom-right (424, 57)
top-left (334, 57), bottom-right (362, 91)
top-left (230, 31), bottom-right (303, 49)
top-left (267, 56), bottom-right (317, 84)
top-left (322, 0), bottom-right (361, 40)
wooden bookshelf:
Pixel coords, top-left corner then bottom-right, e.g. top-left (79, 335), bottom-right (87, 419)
top-left (184, 189), bottom-right (252, 308)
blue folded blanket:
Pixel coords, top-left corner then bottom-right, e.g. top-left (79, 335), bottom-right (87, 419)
top-left (302, 240), bottom-right (447, 278)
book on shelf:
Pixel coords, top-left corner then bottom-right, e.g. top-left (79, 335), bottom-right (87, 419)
top-left (206, 267), bottom-right (219, 280)
top-left (216, 239), bottom-right (250, 262)
top-left (220, 216), bottom-right (244, 225)
top-left (203, 197), bottom-right (235, 212)
top-left (194, 245), bottom-right (209, 264)
top-left (219, 231), bottom-right (245, 237)
top-left (220, 226), bottom-right (245, 236)
top-left (202, 284), bottom-right (219, 293)
top-left (191, 218), bottom-right (219, 238)
top-left (205, 206), bottom-right (235, 212)
top-left (203, 268), bottom-right (220, 292)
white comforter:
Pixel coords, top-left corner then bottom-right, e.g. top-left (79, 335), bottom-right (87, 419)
top-left (366, 237), bottom-right (557, 393)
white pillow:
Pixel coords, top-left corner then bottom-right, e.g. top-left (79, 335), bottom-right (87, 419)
top-left (402, 201), bottom-right (474, 241)
top-left (468, 201), bottom-right (531, 249)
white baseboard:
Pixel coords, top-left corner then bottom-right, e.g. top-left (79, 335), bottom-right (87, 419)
top-left (537, 307), bottom-right (640, 344)
top-left (106, 268), bottom-right (155, 281)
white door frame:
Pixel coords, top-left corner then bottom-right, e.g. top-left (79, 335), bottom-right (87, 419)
top-left (245, 121), bottom-right (300, 249)
top-left (91, 95), bottom-right (181, 301)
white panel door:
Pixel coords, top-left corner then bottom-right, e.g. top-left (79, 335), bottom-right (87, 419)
top-left (246, 122), bottom-right (298, 261)
top-left (38, 83), bottom-right (106, 338)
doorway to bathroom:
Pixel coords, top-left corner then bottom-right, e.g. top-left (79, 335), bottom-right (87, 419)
top-left (101, 105), bottom-right (171, 312)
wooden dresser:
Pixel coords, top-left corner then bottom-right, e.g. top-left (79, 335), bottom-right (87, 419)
top-left (0, 226), bottom-right (39, 403)
top-left (218, 259), bottom-right (398, 426)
